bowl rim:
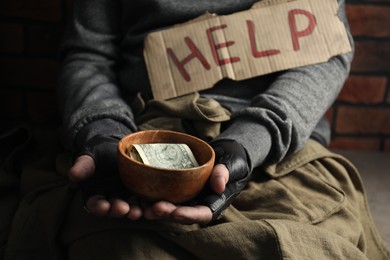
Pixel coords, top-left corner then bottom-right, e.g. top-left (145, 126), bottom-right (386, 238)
top-left (118, 130), bottom-right (215, 172)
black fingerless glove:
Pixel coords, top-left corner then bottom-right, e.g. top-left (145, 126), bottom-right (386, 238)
top-left (76, 135), bottom-right (128, 204)
top-left (202, 139), bottom-right (251, 222)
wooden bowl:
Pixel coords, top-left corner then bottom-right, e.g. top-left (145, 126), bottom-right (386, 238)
top-left (117, 130), bottom-right (215, 203)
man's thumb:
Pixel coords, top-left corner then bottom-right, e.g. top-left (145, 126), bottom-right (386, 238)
top-left (209, 164), bottom-right (229, 194)
top-left (68, 155), bottom-right (95, 182)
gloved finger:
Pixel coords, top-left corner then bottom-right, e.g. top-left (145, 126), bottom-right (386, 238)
top-left (209, 164), bottom-right (229, 194)
top-left (85, 195), bottom-right (110, 216)
top-left (143, 201), bottom-right (213, 225)
top-left (127, 204), bottom-right (143, 220)
top-left (143, 201), bottom-right (177, 220)
top-left (68, 155), bottom-right (95, 182)
top-left (211, 140), bottom-right (249, 182)
top-left (85, 195), bottom-right (143, 219)
top-left (201, 177), bottom-right (248, 222)
top-left (170, 205), bottom-right (212, 225)
top-left (108, 198), bottom-right (131, 218)
top-left (80, 165), bottom-right (127, 205)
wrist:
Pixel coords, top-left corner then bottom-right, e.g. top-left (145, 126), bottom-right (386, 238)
top-left (215, 118), bottom-right (272, 169)
top-left (73, 118), bottom-right (131, 158)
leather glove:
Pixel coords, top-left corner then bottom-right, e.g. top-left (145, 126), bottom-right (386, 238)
top-left (202, 139), bottom-right (251, 222)
top-left (76, 135), bottom-right (128, 204)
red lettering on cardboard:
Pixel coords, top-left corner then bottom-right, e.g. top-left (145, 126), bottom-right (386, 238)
top-left (288, 9), bottom-right (316, 51)
top-left (206, 25), bottom-right (241, 66)
top-left (167, 9), bottom-right (318, 82)
top-left (167, 37), bottom-right (211, 81)
top-left (247, 20), bottom-right (281, 58)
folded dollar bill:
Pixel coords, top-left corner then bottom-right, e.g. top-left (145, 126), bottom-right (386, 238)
top-left (127, 143), bottom-right (199, 169)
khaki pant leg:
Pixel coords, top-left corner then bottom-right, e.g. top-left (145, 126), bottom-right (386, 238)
top-left (62, 140), bottom-right (390, 260)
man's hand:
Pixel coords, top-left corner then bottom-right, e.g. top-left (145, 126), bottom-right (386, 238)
top-left (142, 164), bottom-right (229, 225)
top-left (71, 156), bottom-right (228, 224)
top-left (69, 136), bottom-right (143, 220)
top-left (142, 140), bottom-right (250, 225)
top-left (202, 139), bottom-right (251, 222)
top-left (70, 155), bottom-right (143, 219)
top-left (70, 136), bottom-right (248, 225)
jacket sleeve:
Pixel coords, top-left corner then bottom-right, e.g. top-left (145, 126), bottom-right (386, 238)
top-left (214, 0), bottom-right (354, 169)
top-left (57, 0), bottom-right (137, 153)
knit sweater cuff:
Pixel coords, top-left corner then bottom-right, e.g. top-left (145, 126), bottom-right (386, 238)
top-left (73, 118), bottom-right (132, 154)
top-left (214, 118), bottom-right (272, 170)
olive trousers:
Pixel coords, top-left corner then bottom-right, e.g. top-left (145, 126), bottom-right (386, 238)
top-left (3, 126), bottom-right (389, 259)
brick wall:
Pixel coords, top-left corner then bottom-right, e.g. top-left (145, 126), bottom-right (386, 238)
top-left (0, 0), bottom-right (389, 151)
top-left (329, 1), bottom-right (390, 151)
top-left (0, 0), bottom-right (65, 128)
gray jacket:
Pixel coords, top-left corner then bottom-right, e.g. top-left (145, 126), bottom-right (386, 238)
top-left (58, 0), bottom-right (354, 168)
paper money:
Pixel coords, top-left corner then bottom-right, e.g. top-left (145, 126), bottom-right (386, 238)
top-left (127, 143), bottom-right (199, 169)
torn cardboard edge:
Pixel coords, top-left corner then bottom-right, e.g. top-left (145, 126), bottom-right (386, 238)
top-left (144, 0), bottom-right (352, 100)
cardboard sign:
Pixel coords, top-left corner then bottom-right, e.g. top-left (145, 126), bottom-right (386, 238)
top-left (144, 0), bottom-right (352, 100)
